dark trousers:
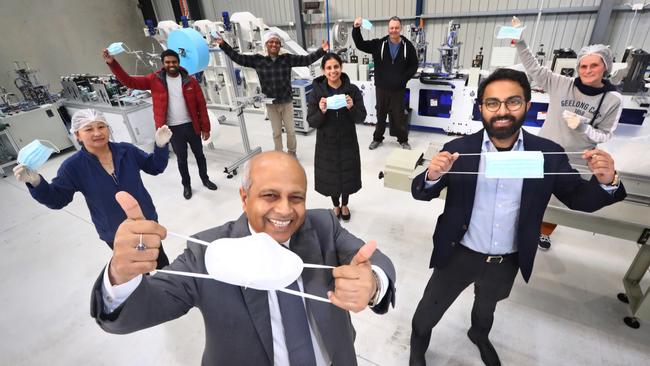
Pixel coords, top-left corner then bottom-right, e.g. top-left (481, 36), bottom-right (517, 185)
top-left (105, 241), bottom-right (170, 269)
top-left (331, 194), bottom-right (350, 207)
top-left (374, 87), bottom-right (408, 143)
top-left (169, 122), bottom-right (209, 187)
top-left (410, 245), bottom-right (519, 360)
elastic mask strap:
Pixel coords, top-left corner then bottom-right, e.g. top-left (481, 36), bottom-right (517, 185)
top-left (39, 139), bottom-right (61, 153)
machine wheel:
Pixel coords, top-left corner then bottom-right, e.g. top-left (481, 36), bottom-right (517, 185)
top-left (232, 169), bottom-right (238, 176)
top-left (227, 174), bottom-right (233, 179)
top-left (378, 171), bottom-right (384, 179)
top-left (624, 316), bottom-right (640, 329)
top-left (617, 293), bottom-right (629, 304)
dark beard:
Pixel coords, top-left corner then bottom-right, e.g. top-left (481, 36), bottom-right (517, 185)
top-left (483, 108), bottom-right (526, 140)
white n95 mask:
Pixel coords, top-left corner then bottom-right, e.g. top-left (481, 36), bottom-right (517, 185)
top-left (203, 232), bottom-right (304, 291)
top-left (158, 231), bottom-right (334, 303)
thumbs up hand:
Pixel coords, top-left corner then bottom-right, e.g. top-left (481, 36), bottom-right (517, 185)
top-left (328, 241), bottom-right (379, 313)
top-left (108, 191), bottom-right (167, 285)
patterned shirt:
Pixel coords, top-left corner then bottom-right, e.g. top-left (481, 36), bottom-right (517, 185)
top-left (220, 41), bottom-right (325, 103)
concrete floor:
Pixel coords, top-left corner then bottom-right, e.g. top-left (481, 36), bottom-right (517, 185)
top-left (1, 113), bottom-right (649, 365)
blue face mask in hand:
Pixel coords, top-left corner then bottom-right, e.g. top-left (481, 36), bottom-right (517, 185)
top-left (495, 25), bottom-right (526, 40)
top-left (107, 42), bottom-right (126, 56)
top-left (326, 94), bottom-right (347, 110)
top-left (17, 140), bottom-right (60, 170)
top-left (484, 151), bottom-right (544, 179)
top-left (362, 19), bottom-right (373, 30)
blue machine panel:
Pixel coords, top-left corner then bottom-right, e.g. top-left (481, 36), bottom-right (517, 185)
top-left (619, 108), bottom-right (646, 125)
top-left (418, 89), bottom-right (454, 118)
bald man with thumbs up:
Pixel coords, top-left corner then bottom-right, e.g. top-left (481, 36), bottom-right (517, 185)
top-left (91, 151), bottom-right (396, 366)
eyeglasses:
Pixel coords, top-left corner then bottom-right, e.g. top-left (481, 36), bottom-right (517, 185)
top-left (481, 97), bottom-right (525, 112)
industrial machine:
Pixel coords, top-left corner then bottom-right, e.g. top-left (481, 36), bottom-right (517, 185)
top-left (437, 20), bottom-right (462, 75)
top-left (0, 104), bottom-right (73, 175)
top-left (60, 72), bottom-right (155, 151)
top-left (11, 61), bottom-right (57, 109)
top-left (291, 79), bottom-right (314, 133)
top-left (1, 62), bottom-right (58, 116)
top-left (408, 22), bottom-right (428, 65)
top-left (60, 74), bottom-right (148, 107)
top-left (551, 48), bottom-right (577, 77)
top-left (620, 48), bottom-right (650, 94)
top-left (0, 63), bottom-right (71, 175)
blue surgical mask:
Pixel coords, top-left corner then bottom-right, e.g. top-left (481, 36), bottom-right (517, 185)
top-left (484, 151), bottom-right (544, 179)
top-left (495, 25), bottom-right (525, 40)
top-left (107, 42), bottom-right (126, 56)
top-left (326, 94), bottom-right (347, 110)
top-left (362, 19), bottom-right (373, 30)
top-left (17, 140), bottom-right (60, 170)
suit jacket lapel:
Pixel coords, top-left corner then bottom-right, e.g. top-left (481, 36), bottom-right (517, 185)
top-left (519, 130), bottom-right (544, 216)
top-left (461, 131), bottom-right (484, 216)
top-left (289, 219), bottom-right (327, 295)
top-left (232, 215), bottom-right (274, 364)
top-left (288, 218), bottom-right (340, 358)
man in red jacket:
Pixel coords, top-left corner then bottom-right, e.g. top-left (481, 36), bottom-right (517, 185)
top-left (103, 49), bottom-right (217, 200)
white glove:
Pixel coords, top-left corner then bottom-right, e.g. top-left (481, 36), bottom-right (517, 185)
top-left (13, 164), bottom-right (41, 186)
top-left (155, 126), bottom-right (173, 147)
top-left (562, 110), bottom-right (588, 130)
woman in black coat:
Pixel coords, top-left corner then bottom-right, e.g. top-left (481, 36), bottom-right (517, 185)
top-left (307, 53), bottom-right (367, 221)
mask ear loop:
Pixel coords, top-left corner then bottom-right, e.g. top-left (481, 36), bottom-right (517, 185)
top-left (494, 25), bottom-right (502, 39)
top-left (161, 231), bottom-right (335, 303)
top-left (39, 139), bottom-right (61, 154)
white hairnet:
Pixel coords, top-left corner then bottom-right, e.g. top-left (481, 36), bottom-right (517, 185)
top-left (70, 108), bottom-right (108, 133)
top-left (263, 31), bottom-right (281, 45)
top-left (577, 44), bottom-right (613, 72)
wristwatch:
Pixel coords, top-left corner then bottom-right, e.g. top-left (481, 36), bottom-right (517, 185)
top-left (368, 271), bottom-right (382, 307)
top-left (608, 171), bottom-right (619, 187)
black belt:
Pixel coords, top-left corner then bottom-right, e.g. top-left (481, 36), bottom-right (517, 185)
top-left (457, 244), bottom-right (517, 264)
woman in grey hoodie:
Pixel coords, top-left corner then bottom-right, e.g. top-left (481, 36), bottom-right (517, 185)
top-left (514, 18), bottom-right (623, 249)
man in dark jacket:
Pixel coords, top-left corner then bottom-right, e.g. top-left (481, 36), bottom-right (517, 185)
top-left (352, 16), bottom-right (418, 150)
top-left (409, 68), bottom-right (626, 366)
top-left (102, 49), bottom-right (217, 200)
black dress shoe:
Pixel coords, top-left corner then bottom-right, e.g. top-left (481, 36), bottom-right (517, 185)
top-left (183, 185), bottom-right (192, 200)
top-left (341, 206), bottom-right (351, 221)
top-left (332, 207), bottom-right (341, 219)
top-left (467, 330), bottom-right (501, 366)
top-left (202, 179), bottom-right (218, 190)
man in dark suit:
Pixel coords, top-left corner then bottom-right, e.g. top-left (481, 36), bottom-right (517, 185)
top-left (409, 68), bottom-right (626, 366)
top-left (91, 151), bottom-right (396, 365)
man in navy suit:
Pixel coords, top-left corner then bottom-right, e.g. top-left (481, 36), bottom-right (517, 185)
top-left (409, 68), bottom-right (626, 366)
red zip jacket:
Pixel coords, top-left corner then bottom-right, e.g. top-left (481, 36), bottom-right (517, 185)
top-left (107, 60), bottom-right (210, 135)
